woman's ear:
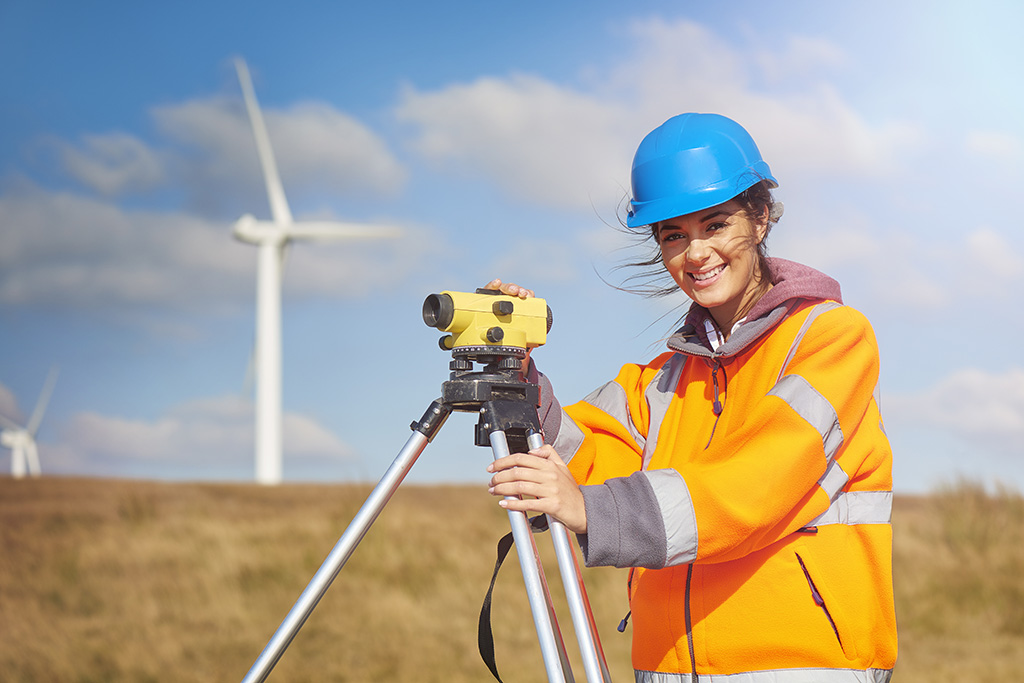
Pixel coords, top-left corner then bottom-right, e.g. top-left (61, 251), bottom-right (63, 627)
top-left (755, 207), bottom-right (770, 244)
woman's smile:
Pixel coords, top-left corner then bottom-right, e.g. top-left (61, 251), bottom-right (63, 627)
top-left (689, 264), bottom-right (727, 286)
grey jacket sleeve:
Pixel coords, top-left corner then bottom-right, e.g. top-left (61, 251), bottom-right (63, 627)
top-left (578, 469), bottom-right (699, 569)
top-left (527, 361), bottom-right (563, 445)
top-left (527, 361), bottom-right (585, 460)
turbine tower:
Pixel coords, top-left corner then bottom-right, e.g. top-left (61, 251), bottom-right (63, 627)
top-left (0, 367), bottom-right (59, 479)
top-left (232, 58), bottom-right (398, 485)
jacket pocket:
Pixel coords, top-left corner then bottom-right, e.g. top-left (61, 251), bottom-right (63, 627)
top-left (795, 552), bottom-right (847, 656)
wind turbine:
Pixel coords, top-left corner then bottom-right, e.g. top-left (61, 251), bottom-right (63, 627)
top-left (232, 58), bottom-right (399, 485)
top-left (1, 367), bottom-right (59, 479)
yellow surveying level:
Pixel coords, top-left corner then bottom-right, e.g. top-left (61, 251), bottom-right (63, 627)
top-left (422, 288), bottom-right (552, 352)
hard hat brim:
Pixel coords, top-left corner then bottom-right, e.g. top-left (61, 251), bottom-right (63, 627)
top-left (626, 162), bottom-right (776, 228)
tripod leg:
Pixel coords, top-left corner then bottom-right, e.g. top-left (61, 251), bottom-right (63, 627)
top-left (240, 400), bottom-right (452, 683)
top-left (524, 433), bottom-right (613, 683)
top-left (547, 523), bottom-right (613, 682)
top-left (489, 429), bottom-right (575, 683)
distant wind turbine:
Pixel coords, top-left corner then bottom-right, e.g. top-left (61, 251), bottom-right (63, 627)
top-left (0, 367), bottom-right (59, 479)
top-left (232, 58), bottom-right (399, 485)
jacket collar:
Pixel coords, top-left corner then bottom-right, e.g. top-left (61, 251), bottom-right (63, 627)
top-left (666, 258), bottom-right (843, 359)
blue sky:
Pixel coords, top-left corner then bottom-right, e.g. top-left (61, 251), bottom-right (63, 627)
top-left (1, 1), bottom-right (1022, 493)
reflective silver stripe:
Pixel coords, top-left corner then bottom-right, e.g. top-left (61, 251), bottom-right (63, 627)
top-left (645, 469), bottom-right (698, 565)
top-left (818, 459), bottom-right (850, 500)
top-left (768, 374), bottom-right (844, 462)
top-left (635, 666), bottom-right (893, 683)
top-left (642, 354), bottom-right (687, 470)
top-left (551, 409), bottom-right (586, 463)
top-left (809, 490), bottom-right (893, 527)
top-left (582, 381), bottom-right (646, 449)
top-left (776, 301), bottom-right (842, 382)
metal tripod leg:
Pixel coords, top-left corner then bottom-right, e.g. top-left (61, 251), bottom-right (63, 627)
top-left (239, 400), bottom-right (451, 683)
top-left (522, 432), bottom-right (613, 683)
top-left (488, 428), bottom-right (613, 683)
top-left (489, 429), bottom-right (575, 683)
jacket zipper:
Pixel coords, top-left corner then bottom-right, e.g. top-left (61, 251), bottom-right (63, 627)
top-left (704, 358), bottom-right (726, 449)
top-left (618, 568), bottom-right (636, 632)
top-left (685, 564), bottom-right (698, 681)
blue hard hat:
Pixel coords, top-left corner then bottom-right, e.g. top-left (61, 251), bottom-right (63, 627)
top-left (626, 113), bottom-right (777, 228)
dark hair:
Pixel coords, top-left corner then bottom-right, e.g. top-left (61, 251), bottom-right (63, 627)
top-left (614, 179), bottom-right (780, 298)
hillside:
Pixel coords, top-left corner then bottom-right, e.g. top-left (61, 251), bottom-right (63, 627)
top-left (1, 477), bottom-right (1022, 682)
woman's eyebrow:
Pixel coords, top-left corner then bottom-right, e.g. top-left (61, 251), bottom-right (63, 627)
top-left (699, 210), bottom-right (729, 222)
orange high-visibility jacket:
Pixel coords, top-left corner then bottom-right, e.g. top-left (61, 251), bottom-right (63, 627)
top-left (537, 259), bottom-right (897, 682)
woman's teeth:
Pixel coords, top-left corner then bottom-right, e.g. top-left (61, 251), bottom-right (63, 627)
top-left (692, 265), bottom-right (725, 281)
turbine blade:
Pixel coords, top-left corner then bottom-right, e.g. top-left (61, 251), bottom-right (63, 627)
top-left (0, 412), bottom-right (21, 431)
top-left (27, 366), bottom-right (58, 436)
top-left (234, 58), bottom-right (293, 226)
top-left (284, 221), bottom-right (403, 241)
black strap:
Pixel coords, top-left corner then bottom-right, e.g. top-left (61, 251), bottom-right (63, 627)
top-left (478, 514), bottom-right (549, 682)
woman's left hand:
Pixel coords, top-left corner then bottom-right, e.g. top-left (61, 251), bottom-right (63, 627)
top-left (487, 445), bottom-right (587, 534)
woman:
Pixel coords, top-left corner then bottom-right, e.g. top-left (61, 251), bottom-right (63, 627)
top-left (487, 113), bottom-right (897, 682)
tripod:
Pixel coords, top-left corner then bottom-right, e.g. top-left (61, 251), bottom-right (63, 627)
top-left (240, 348), bottom-right (612, 683)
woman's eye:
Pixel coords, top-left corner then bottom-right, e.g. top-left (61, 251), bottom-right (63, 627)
top-left (706, 222), bottom-right (727, 232)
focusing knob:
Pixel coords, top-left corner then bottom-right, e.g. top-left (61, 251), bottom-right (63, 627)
top-left (486, 326), bottom-right (504, 343)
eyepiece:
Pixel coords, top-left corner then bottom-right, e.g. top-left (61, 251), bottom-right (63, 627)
top-left (422, 293), bottom-right (455, 329)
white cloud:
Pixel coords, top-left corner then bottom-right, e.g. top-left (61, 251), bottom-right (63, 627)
top-left (967, 227), bottom-right (1024, 281)
top-left (397, 74), bottom-right (634, 211)
top-left (59, 394), bottom-right (352, 466)
top-left (396, 18), bottom-right (921, 215)
top-left (774, 213), bottom-right (1024, 314)
top-left (964, 129), bottom-right (1022, 165)
top-left (885, 368), bottom-right (1024, 451)
top-left (754, 34), bottom-right (850, 86)
top-left (609, 19), bottom-right (925, 180)
top-left (152, 95), bottom-right (407, 209)
top-left (57, 132), bottom-right (165, 195)
top-left (46, 92), bottom-right (407, 217)
top-left (0, 188), bottom-right (251, 312)
top-left (0, 187), bottom-right (434, 312)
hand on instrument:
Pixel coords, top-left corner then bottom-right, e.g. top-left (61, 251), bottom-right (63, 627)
top-left (483, 278), bottom-right (535, 300)
top-left (487, 445), bottom-right (587, 535)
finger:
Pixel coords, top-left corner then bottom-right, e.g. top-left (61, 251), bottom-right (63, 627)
top-left (487, 452), bottom-right (543, 474)
top-left (488, 464), bottom-right (552, 490)
top-left (509, 284), bottom-right (534, 299)
top-left (495, 496), bottom-right (547, 514)
top-left (527, 445), bottom-right (565, 466)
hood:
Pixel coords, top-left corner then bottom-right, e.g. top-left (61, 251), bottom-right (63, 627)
top-left (667, 258), bottom-right (843, 357)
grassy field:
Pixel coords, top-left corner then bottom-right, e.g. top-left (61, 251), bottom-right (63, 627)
top-left (1, 476), bottom-right (1022, 682)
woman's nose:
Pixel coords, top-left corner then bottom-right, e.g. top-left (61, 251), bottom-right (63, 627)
top-left (686, 237), bottom-right (710, 262)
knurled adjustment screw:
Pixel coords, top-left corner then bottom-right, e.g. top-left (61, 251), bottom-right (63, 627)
top-left (498, 356), bottom-right (522, 370)
top-left (450, 358), bottom-right (473, 371)
top-left (486, 326), bottom-right (504, 343)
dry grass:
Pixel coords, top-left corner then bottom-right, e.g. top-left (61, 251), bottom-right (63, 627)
top-left (0, 477), bottom-right (632, 683)
top-left (1, 476), bottom-right (1022, 682)
top-left (892, 479), bottom-right (1024, 681)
